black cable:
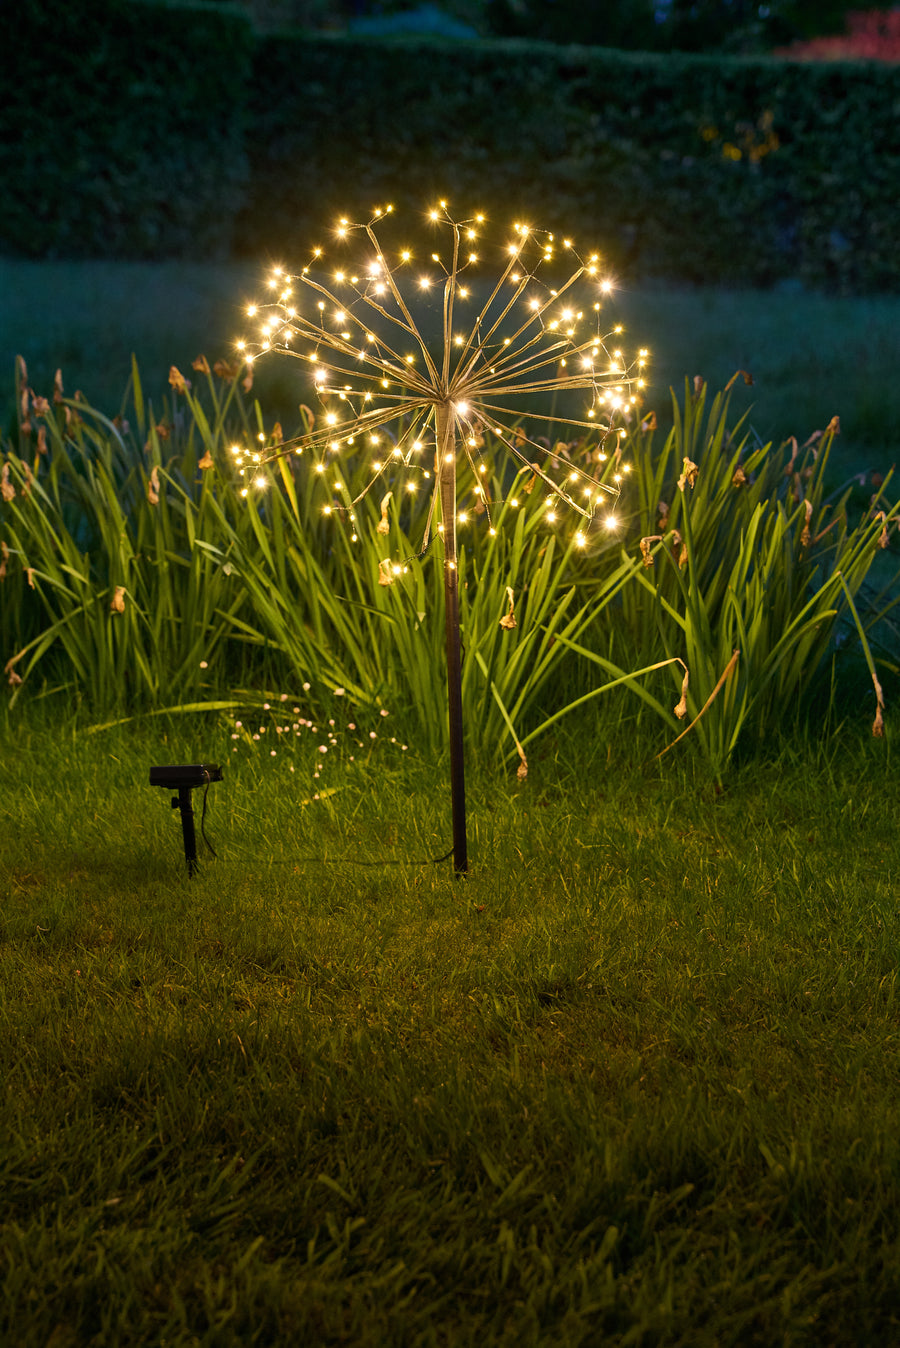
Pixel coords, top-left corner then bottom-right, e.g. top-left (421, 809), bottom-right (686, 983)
top-left (207, 844), bottom-right (457, 868)
top-left (186, 775), bottom-right (455, 869)
top-left (199, 771), bottom-right (218, 858)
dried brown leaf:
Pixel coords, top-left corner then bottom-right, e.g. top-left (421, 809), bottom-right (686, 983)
top-left (677, 457), bottom-right (698, 491)
top-left (873, 674), bottom-right (885, 738)
top-left (674, 665), bottom-right (690, 719)
top-left (639, 536), bottom-right (660, 569)
top-left (376, 491), bottom-right (392, 535)
top-left (500, 585), bottom-right (517, 629)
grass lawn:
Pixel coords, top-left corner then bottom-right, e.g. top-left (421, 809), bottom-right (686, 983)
top-left (3, 258), bottom-right (900, 483)
top-left (2, 705), bottom-right (900, 1345)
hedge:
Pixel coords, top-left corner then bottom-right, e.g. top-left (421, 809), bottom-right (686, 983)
top-left (234, 34), bottom-right (900, 292)
top-left (0, 0), bottom-right (252, 259)
top-left (3, 3), bottom-right (900, 290)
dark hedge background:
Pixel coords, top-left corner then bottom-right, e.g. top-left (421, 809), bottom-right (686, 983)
top-left (3, 0), bottom-right (898, 291)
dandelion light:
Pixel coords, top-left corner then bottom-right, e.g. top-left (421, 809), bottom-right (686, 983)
top-left (235, 203), bottom-right (645, 873)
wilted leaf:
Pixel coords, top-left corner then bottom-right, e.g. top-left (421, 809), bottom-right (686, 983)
top-left (724, 368), bottom-right (754, 390)
top-left (168, 365), bottom-right (190, 394)
top-left (677, 458), bottom-right (698, 491)
top-left (639, 536), bottom-right (660, 568)
top-left (674, 665), bottom-right (690, 719)
top-left (872, 671), bottom-right (885, 738)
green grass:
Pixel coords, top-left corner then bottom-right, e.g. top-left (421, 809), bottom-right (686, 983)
top-left (3, 258), bottom-right (900, 480)
top-left (2, 705), bottom-right (900, 1345)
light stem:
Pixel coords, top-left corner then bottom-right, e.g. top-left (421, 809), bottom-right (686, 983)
top-left (436, 400), bottom-right (468, 876)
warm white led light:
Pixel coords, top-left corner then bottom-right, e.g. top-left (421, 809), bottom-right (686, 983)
top-left (237, 204), bottom-right (645, 558)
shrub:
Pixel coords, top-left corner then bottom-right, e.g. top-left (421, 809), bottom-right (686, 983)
top-left (4, 6), bottom-right (900, 289)
top-left (3, 361), bottom-right (898, 776)
top-left (235, 34), bottom-right (900, 292)
top-left (0, 0), bottom-right (252, 259)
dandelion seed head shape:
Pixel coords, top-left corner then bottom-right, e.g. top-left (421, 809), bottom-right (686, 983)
top-left (234, 203), bottom-right (648, 547)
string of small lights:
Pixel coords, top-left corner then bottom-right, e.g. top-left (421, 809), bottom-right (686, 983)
top-left (232, 202), bottom-right (648, 553)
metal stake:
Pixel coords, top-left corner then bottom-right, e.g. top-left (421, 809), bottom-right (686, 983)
top-left (437, 402), bottom-right (468, 875)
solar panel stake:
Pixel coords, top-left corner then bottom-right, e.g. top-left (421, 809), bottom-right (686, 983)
top-left (174, 785), bottom-right (199, 877)
top-left (149, 764), bottom-right (222, 877)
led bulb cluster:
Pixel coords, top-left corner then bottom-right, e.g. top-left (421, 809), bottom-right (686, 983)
top-left (233, 203), bottom-right (648, 545)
